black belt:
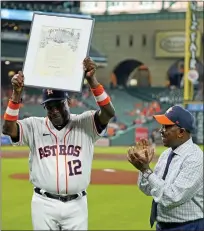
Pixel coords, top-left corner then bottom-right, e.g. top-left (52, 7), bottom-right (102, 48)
top-left (34, 187), bottom-right (86, 202)
top-left (158, 218), bottom-right (203, 229)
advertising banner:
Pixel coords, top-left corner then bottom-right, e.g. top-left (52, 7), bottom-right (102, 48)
top-left (1, 134), bottom-right (12, 146)
top-left (155, 30), bottom-right (201, 58)
top-left (135, 127), bottom-right (149, 142)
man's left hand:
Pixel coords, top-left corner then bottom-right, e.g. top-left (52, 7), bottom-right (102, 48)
top-left (83, 57), bottom-right (97, 78)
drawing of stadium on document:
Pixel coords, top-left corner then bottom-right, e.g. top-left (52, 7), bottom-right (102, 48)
top-left (33, 26), bottom-right (81, 78)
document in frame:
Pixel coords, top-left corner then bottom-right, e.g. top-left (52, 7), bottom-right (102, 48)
top-left (23, 13), bottom-right (95, 92)
top-left (34, 26), bottom-right (80, 78)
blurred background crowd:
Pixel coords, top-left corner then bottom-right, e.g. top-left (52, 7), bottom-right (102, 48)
top-left (1, 1), bottom-right (203, 146)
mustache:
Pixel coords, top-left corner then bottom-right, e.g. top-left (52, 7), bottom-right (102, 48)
top-left (52, 114), bottom-right (61, 118)
top-left (51, 114), bottom-right (63, 120)
top-left (49, 111), bottom-right (61, 117)
top-left (51, 116), bottom-right (63, 126)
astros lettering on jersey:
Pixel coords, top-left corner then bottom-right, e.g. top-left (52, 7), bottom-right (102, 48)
top-left (14, 111), bottom-right (105, 195)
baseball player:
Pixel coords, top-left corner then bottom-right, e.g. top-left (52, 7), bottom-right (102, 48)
top-left (2, 57), bottom-right (115, 230)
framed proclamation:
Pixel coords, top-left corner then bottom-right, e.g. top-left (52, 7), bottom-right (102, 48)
top-left (23, 12), bottom-right (95, 92)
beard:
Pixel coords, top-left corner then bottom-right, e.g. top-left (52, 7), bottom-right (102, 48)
top-left (52, 116), bottom-right (64, 126)
top-left (49, 113), bottom-right (64, 126)
top-left (50, 110), bottom-right (70, 127)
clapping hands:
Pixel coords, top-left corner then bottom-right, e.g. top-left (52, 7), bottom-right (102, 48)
top-left (127, 139), bottom-right (155, 172)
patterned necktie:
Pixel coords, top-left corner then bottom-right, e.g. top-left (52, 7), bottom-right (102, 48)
top-left (150, 151), bottom-right (175, 228)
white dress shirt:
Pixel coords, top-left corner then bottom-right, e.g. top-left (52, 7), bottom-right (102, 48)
top-left (138, 138), bottom-right (203, 223)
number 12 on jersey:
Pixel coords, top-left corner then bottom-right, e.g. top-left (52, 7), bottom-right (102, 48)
top-left (67, 160), bottom-right (82, 176)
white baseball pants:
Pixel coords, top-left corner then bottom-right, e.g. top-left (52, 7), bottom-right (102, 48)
top-left (31, 191), bottom-right (88, 230)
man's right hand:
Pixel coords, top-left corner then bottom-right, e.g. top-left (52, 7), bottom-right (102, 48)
top-left (11, 71), bottom-right (24, 102)
top-left (11, 71), bottom-right (24, 93)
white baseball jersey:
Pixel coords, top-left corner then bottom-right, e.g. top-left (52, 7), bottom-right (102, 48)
top-left (12, 110), bottom-right (105, 195)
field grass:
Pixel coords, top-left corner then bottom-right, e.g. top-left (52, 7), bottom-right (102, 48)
top-left (2, 157), bottom-right (153, 230)
top-left (1, 144), bottom-right (203, 230)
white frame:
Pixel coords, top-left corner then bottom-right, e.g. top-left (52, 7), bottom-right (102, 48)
top-left (23, 12), bottom-right (95, 92)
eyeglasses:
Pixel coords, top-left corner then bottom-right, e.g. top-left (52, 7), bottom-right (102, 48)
top-left (160, 124), bottom-right (190, 133)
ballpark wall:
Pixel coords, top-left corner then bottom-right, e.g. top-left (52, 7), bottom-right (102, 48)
top-left (110, 126), bottom-right (136, 146)
top-left (91, 18), bottom-right (203, 86)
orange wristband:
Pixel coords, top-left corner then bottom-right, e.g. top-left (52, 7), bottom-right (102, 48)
top-left (91, 84), bottom-right (111, 106)
top-left (4, 100), bottom-right (20, 121)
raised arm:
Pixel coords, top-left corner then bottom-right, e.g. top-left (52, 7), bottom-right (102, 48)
top-left (2, 71), bottom-right (24, 140)
top-left (83, 57), bottom-right (115, 126)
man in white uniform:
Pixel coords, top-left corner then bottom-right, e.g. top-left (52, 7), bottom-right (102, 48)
top-left (2, 57), bottom-right (115, 230)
